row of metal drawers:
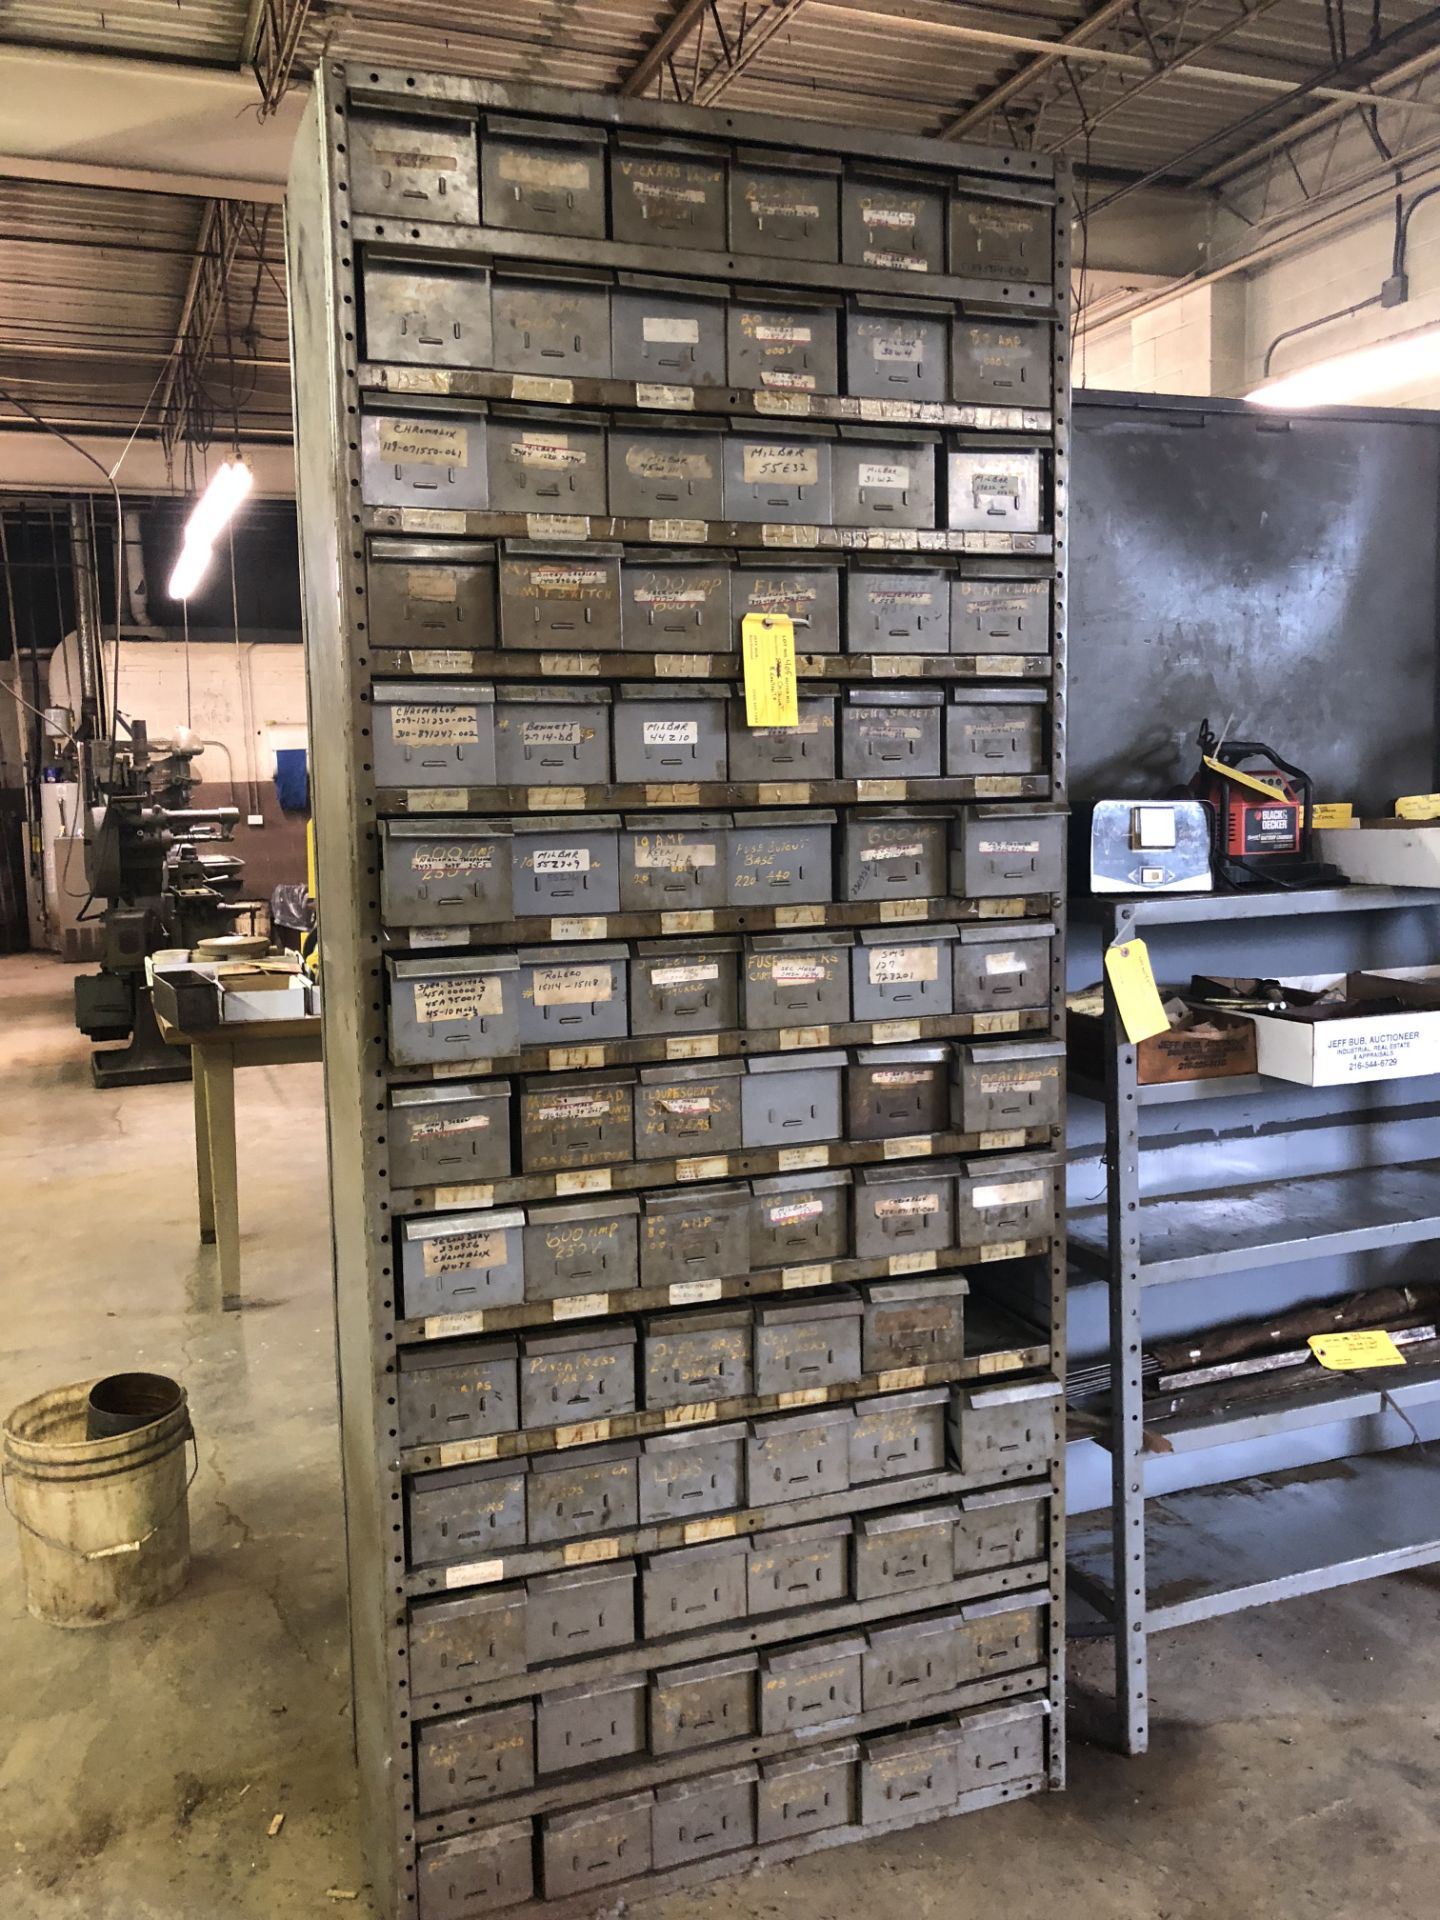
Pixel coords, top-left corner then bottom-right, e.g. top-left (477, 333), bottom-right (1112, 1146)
top-left (363, 255), bottom-right (1052, 407)
top-left (362, 404), bottom-right (1044, 533)
top-left (380, 806), bottom-right (1066, 933)
top-left (407, 1380), bottom-right (1062, 1568)
top-left (374, 681), bottom-right (1048, 788)
top-left (370, 540), bottom-right (1054, 657)
top-left (351, 109), bottom-right (1054, 288)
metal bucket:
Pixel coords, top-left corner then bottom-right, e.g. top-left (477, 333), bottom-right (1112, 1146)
top-left (86, 1372), bottom-right (185, 1440)
top-left (2, 1378), bottom-right (195, 1628)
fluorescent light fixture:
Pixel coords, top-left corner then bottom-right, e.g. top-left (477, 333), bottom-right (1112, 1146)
top-left (166, 458), bottom-right (253, 599)
top-left (1246, 322), bottom-right (1440, 410)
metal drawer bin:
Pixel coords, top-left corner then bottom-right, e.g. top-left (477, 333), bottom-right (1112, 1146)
top-left (742, 931), bottom-right (853, 1029)
top-left (834, 427), bottom-right (939, 530)
top-left (526, 1561), bottom-right (636, 1665)
top-left (367, 537), bottom-right (498, 652)
top-left (951, 1038), bottom-right (1063, 1134)
top-left (388, 956), bottom-right (520, 1068)
top-left (640, 1424), bottom-right (747, 1525)
top-left (948, 1380), bottom-right (1062, 1480)
top-left (862, 1613), bottom-right (963, 1716)
top-left (953, 1485), bottom-right (1049, 1578)
top-left (479, 114), bottom-right (606, 238)
top-left (363, 253), bottom-right (492, 370)
top-left (511, 812), bottom-right (620, 915)
top-left (951, 576), bottom-right (1051, 655)
top-left (954, 1153), bottom-right (1058, 1249)
top-left (495, 687), bottom-right (612, 788)
top-left (497, 541), bottom-right (622, 651)
top-left (742, 1050), bottom-right (845, 1150)
top-left (745, 1408), bottom-right (852, 1506)
top-left (945, 687), bottom-right (1047, 778)
top-left (853, 1162), bottom-right (957, 1262)
top-left (951, 806), bottom-right (1066, 897)
top-left (652, 1765), bottom-right (758, 1869)
top-left (840, 808), bottom-right (949, 902)
top-left (848, 1387), bottom-right (949, 1486)
top-left (733, 288), bottom-right (844, 393)
top-left (954, 1592), bottom-right (1047, 1685)
top-left (416, 1701), bottom-right (534, 1814)
top-left (526, 1441), bottom-right (641, 1545)
top-left (845, 560), bottom-right (952, 655)
top-left (398, 1337), bottom-right (521, 1449)
top-left (757, 1742), bottom-right (858, 1845)
top-left (407, 1458), bottom-right (529, 1571)
top-left (630, 937), bottom-right (740, 1037)
top-left (541, 1791), bottom-right (654, 1900)
top-left (611, 133), bottom-right (728, 249)
top-left (753, 1293), bottom-right (861, 1397)
top-left (418, 1819), bottom-right (533, 1920)
top-left (518, 1070), bottom-right (634, 1173)
top-left (859, 1723), bottom-right (958, 1826)
top-left (397, 1213), bottom-right (526, 1320)
top-left (614, 685), bottom-right (728, 783)
top-left (723, 423), bottom-right (835, 525)
top-left (409, 1586), bottom-right (529, 1700)
top-left (746, 1518), bottom-right (851, 1614)
top-left (947, 450), bottom-right (1043, 535)
top-left (760, 1635), bottom-right (864, 1735)
top-left (516, 943), bottom-right (628, 1046)
top-left (951, 1698), bottom-right (1048, 1792)
top-left (642, 1537), bottom-right (748, 1637)
top-left (536, 1672), bottom-right (647, 1775)
top-left (952, 318), bottom-right (1053, 408)
top-left (387, 1082), bottom-right (512, 1190)
top-left (728, 809), bottom-right (836, 907)
top-left (727, 694), bottom-right (836, 783)
top-left (608, 416), bottom-right (725, 521)
top-left (374, 682), bottom-right (496, 789)
top-left (847, 1044), bottom-right (951, 1142)
top-left (730, 148), bottom-right (840, 262)
top-left (486, 405), bottom-right (607, 515)
top-left (350, 111), bottom-right (479, 224)
top-left (643, 1308), bottom-right (753, 1409)
top-left (620, 552), bottom-right (732, 653)
top-left (635, 1060), bottom-right (743, 1161)
top-left (520, 1324), bottom-right (637, 1430)
top-left (489, 264), bottom-right (612, 381)
top-left (852, 926), bottom-right (955, 1022)
top-left (621, 813), bottom-right (730, 914)
top-left (842, 164), bottom-right (946, 273)
top-left (950, 194), bottom-right (1054, 286)
top-left (852, 1505), bottom-right (957, 1601)
top-left (361, 407), bottom-right (488, 511)
top-left (522, 1197), bottom-right (640, 1302)
top-left (640, 1183), bottom-right (752, 1294)
top-left (611, 274), bottom-right (728, 386)
top-left (650, 1654), bottom-right (757, 1755)
top-left (844, 295), bottom-right (949, 404)
top-left (734, 558), bottom-right (843, 653)
top-left (952, 922), bottom-right (1054, 1016)
top-left (749, 1169), bottom-right (851, 1271)
top-left (861, 1281), bottom-right (967, 1373)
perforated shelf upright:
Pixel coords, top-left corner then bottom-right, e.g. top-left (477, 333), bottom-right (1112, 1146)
top-left (288, 60), bottom-right (1072, 1919)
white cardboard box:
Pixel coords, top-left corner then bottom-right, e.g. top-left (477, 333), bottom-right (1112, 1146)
top-left (1319, 823), bottom-right (1440, 887)
top-left (1247, 969), bottom-right (1440, 1085)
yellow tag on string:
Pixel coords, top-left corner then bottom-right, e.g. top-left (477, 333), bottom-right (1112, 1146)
top-left (1308, 1330), bottom-right (1406, 1371)
top-left (1103, 938), bottom-right (1170, 1045)
top-left (1201, 754), bottom-right (1287, 799)
top-left (1395, 794), bottom-right (1440, 820)
top-left (741, 613), bottom-right (798, 728)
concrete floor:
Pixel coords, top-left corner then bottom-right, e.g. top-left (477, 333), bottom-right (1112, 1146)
top-left (0, 951), bottom-right (1436, 1920)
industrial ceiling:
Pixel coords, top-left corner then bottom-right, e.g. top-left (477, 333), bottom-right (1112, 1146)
top-left (4, 0), bottom-right (1440, 460)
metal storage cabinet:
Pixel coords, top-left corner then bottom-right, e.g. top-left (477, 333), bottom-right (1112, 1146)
top-left (945, 687), bottom-right (1048, 779)
top-left (293, 68), bottom-right (1068, 1919)
top-left (841, 685), bottom-right (944, 779)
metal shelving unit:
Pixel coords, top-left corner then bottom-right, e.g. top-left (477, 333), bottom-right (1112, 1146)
top-left (1067, 886), bottom-right (1440, 1755)
top-left (290, 61), bottom-right (1071, 1917)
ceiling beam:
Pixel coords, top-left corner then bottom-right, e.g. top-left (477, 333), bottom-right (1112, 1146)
top-left (0, 430), bottom-right (295, 496)
top-left (933, 0), bottom-right (1136, 140)
top-left (621, 0), bottom-right (812, 106)
top-left (619, 0), bottom-right (710, 97)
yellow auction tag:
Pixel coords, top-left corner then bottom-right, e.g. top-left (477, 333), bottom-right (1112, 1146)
top-left (1201, 754), bottom-right (1286, 799)
top-left (1395, 793), bottom-right (1440, 820)
top-left (742, 612), bottom-right (798, 729)
top-left (1311, 802), bottom-right (1355, 828)
top-left (1308, 1330), bottom-right (1406, 1370)
top-left (1103, 938), bottom-right (1170, 1045)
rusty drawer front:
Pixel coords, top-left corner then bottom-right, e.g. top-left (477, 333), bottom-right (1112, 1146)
top-left (951, 1040), bottom-right (1063, 1135)
top-left (953, 1596), bottom-right (1047, 1685)
top-left (522, 1198), bottom-right (640, 1303)
top-left (741, 932), bottom-right (853, 1029)
top-left (611, 139), bottom-right (728, 251)
top-left (852, 1162), bottom-right (957, 1262)
top-left (862, 1612), bottom-right (964, 1714)
top-left (951, 1699), bottom-right (1048, 1791)
top-left (726, 696), bottom-right (837, 783)
top-left (407, 1459), bottom-right (529, 1571)
top-left (643, 1309), bottom-right (753, 1409)
top-left (842, 168), bottom-right (946, 275)
top-left (734, 559), bottom-right (843, 654)
top-left (845, 563), bottom-right (952, 655)
top-left (730, 149), bottom-right (840, 263)
top-left (388, 1083), bottom-right (512, 1190)
top-left (409, 1586), bottom-right (529, 1699)
top-left (846, 1044), bottom-right (951, 1143)
top-left (745, 1518), bottom-right (851, 1616)
top-left (526, 1442), bottom-right (641, 1545)
top-left (749, 1169), bottom-right (852, 1271)
top-left (541, 1791), bottom-right (654, 1899)
top-left (953, 1486), bottom-right (1049, 1575)
top-left (489, 266), bottom-right (612, 381)
top-left (536, 1671), bottom-right (648, 1775)
top-left (745, 1409), bottom-right (852, 1506)
top-left (759, 1635), bottom-right (864, 1735)
top-left (949, 194), bottom-right (1054, 285)
top-left (652, 1765), bottom-right (758, 1869)
top-left (861, 1282), bottom-right (967, 1373)
top-left (479, 118), bottom-right (607, 239)
top-left (525, 1562), bottom-right (636, 1665)
top-left (417, 1819), bottom-right (534, 1920)
top-left (351, 112), bottom-right (479, 225)
top-left (752, 1294), bottom-right (862, 1397)
top-left (756, 1742), bottom-right (857, 1845)
top-left (398, 1338), bottom-right (521, 1450)
top-left (497, 543), bottom-right (622, 651)
top-left (951, 317), bottom-right (1053, 408)
top-left (521, 1324), bottom-right (638, 1430)
top-left (415, 1700), bottom-right (535, 1814)
top-left (367, 538), bottom-right (498, 652)
top-left (639, 1182), bottom-right (752, 1294)
top-left (848, 1387), bottom-right (949, 1486)
top-left (639, 1424), bottom-right (747, 1526)
top-left (518, 1070), bottom-right (635, 1173)
top-left (948, 1381), bottom-right (1062, 1481)
top-left (642, 1537), bottom-right (748, 1637)
top-left (852, 1504), bottom-right (957, 1600)
top-left (630, 938), bottom-right (740, 1038)
top-left (650, 1652), bottom-right (757, 1754)
top-left (952, 924), bottom-right (1054, 1015)
top-left (858, 1724), bottom-right (959, 1826)
top-left (635, 1061), bottom-right (743, 1161)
